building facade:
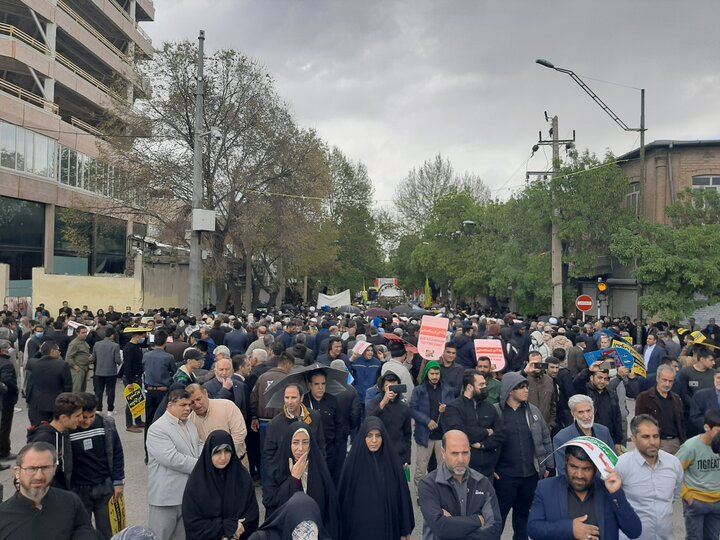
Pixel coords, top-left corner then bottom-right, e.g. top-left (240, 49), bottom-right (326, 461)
top-left (0, 0), bottom-right (153, 297)
top-left (579, 140), bottom-right (720, 321)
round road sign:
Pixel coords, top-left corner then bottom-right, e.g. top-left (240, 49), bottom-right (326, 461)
top-left (576, 295), bottom-right (594, 312)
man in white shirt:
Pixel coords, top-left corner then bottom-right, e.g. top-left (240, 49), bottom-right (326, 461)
top-left (146, 388), bottom-right (201, 540)
top-left (615, 414), bottom-right (683, 540)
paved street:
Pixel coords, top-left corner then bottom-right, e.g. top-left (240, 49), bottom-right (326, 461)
top-left (0, 381), bottom-right (686, 539)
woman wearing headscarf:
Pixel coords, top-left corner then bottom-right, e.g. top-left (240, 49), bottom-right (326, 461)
top-left (248, 492), bottom-right (330, 540)
top-left (337, 416), bottom-right (414, 540)
top-left (182, 430), bottom-right (259, 540)
top-left (262, 422), bottom-right (340, 539)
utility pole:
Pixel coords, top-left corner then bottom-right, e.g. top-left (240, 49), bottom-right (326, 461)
top-left (550, 115), bottom-right (563, 317)
top-left (188, 30), bottom-right (205, 316)
top-left (533, 113), bottom-right (575, 317)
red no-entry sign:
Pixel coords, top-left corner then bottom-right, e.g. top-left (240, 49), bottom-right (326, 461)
top-left (576, 295), bottom-right (594, 312)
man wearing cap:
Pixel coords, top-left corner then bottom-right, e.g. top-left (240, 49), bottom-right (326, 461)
top-left (411, 360), bottom-right (455, 489)
top-left (0, 339), bottom-right (18, 466)
top-left (122, 327), bottom-right (147, 432)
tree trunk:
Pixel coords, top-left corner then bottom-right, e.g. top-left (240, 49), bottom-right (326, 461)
top-left (244, 252), bottom-right (253, 311)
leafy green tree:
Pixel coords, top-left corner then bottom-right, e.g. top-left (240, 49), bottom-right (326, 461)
top-left (612, 189), bottom-right (720, 320)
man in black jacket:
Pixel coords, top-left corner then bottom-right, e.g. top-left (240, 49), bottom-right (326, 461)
top-left (0, 442), bottom-right (95, 539)
top-left (443, 369), bottom-right (504, 478)
top-left (26, 392), bottom-right (84, 490)
top-left (25, 341), bottom-right (73, 426)
top-left (367, 371), bottom-right (412, 468)
top-left (419, 430), bottom-right (502, 540)
top-left (121, 328), bottom-right (146, 432)
top-left (302, 371), bottom-right (342, 480)
top-left (0, 339), bottom-right (18, 466)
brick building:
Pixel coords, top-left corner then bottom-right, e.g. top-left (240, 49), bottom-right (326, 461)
top-left (578, 140), bottom-right (720, 321)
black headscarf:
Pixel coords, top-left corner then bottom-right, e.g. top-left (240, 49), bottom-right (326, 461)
top-left (337, 416), bottom-right (415, 540)
top-left (262, 422), bottom-right (340, 539)
top-left (182, 430), bottom-right (259, 539)
top-left (248, 492), bottom-right (331, 540)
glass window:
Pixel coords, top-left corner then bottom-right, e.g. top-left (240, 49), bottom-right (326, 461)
top-left (15, 128), bottom-right (24, 171)
top-left (34, 134), bottom-right (48, 177)
top-left (0, 122), bottom-right (16, 169)
top-left (0, 196), bottom-right (45, 248)
top-left (625, 182), bottom-right (640, 215)
top-left (60, 147), bottom-right (69, 184)
top-left (68, 149), bottom-right (77, 187)
top-left (24, 130), bottom-right (34, 174)
top-left (692, 176), bottom-right (720, 192)
top-left (47, 139), bottom-right (56, 178)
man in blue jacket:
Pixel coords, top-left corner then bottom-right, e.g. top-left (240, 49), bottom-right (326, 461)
top-left (419, 429), bottom-right (502, 540)
top-left (528, 444), bottom-right (642, 540)
top-left (410, 360), bottom-right (455, 490)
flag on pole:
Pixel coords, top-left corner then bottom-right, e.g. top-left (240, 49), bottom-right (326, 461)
top-left (363, 280), bottom-right (368, 303)
top-left (424, 277), bottom-right (432, 309)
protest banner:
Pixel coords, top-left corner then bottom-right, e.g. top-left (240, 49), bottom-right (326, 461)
top-left (124, 383), bottom-right (146, 418)
top-left (474, 339), bottom-right (506, 371)
top-left (558, 436), bottom-right (618, 479)
top-left (417, 315), bottom-right (449, 360)
top-left (583, 348), bottom-right (635, 369)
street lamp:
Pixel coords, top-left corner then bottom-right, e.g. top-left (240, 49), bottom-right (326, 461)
top-left (536, 59), bottom-right (646, 321)
top-left (535, 59), bottom-right (646, 210)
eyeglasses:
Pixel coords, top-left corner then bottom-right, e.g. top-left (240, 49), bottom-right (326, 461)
top-left (19, 465), bottom-right (56, 474)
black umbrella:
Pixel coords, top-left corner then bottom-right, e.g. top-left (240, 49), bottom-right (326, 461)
top-left (366, 307), bottom-right (391, 319)
top-left (338, 305), bottom-right (361, 314)
top-left (264, 363), bottom-right (349, 408)
top-left (392, 304), bottom-right (432, 316)
top-left (280, 304), bottom-right (296, 312)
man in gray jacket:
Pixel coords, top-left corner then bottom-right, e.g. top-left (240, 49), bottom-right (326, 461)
top-left (493, 371), bottom-right (554, 540)
top-left (147, 388), bottom-right (201, 540)
top-left (92, 327), bottom-right (121, 414)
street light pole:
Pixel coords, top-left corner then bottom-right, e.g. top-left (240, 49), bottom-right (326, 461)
top-left (535, 59), bottom-right (646, 202)
top-left (550, 115), bottom-right (563, 317)
top-left (189, 30), bottom-right (205, 316)
top-left (536, 59), bottom-right (647, 321)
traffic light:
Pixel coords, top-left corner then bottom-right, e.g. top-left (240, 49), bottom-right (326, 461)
top-left (597, 278), bottom-right (608, 302)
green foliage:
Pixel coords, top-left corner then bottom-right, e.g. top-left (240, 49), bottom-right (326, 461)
top-left (389, 149), bottom-right (633, 315)
top-left (611, 188), bottom-right (720, 320)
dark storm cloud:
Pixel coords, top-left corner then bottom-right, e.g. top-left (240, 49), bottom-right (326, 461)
top-left (148, 0), bottom-right (720, 202)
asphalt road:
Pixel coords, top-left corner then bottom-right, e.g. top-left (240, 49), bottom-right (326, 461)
top-left (0, 381), bottom-right (687, 539)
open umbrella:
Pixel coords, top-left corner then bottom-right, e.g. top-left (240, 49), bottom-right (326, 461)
top-left (366, 307), bottom-right (391, 319)
top-left (338, 305), bottom-right (361, 314)
top-left (280, 304), bottom-right (296, 312)
top-left (264, 363), bottom-right (349, 408)
top-left (383, 332), bottom-right (419, 355)
top-left (392, 304), bottom-right (432, 316)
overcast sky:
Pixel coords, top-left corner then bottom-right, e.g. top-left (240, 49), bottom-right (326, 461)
top-left (147, 0), bottom-right (720, 205)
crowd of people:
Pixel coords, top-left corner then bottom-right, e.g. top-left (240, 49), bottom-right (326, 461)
top-left (0, 302), bottom-right (719, 539)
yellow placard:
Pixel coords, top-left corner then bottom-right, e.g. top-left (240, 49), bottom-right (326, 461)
top-left (123, 383), bottom-right (146, 418)
top-left (611, 339), bottom-right (646, 378)
top-left (108, 494), bottom-right (127, 535)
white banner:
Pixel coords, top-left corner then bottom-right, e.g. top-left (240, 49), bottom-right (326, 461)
top-left (316, 290), bottom-right (351, 308)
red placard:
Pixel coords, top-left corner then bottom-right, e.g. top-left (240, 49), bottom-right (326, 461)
top-left (417, 315), bottom-right (449, 360)
top-left (474, 339), bottom-right (506, 371)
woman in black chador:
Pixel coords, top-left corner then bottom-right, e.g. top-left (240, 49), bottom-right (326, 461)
top-left (182, 430), bottom-right (259, 539)
top-left (262, 421), bottom-right (340, 539)
top-left (337, 416), bottom-right (415, 540)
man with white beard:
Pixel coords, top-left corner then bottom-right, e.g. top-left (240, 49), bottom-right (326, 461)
top-left (552, 394), bottom-right (616, 476)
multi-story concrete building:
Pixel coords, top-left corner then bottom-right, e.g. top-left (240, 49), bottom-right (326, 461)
top-left (0, 0), bottom-right (154, 297)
